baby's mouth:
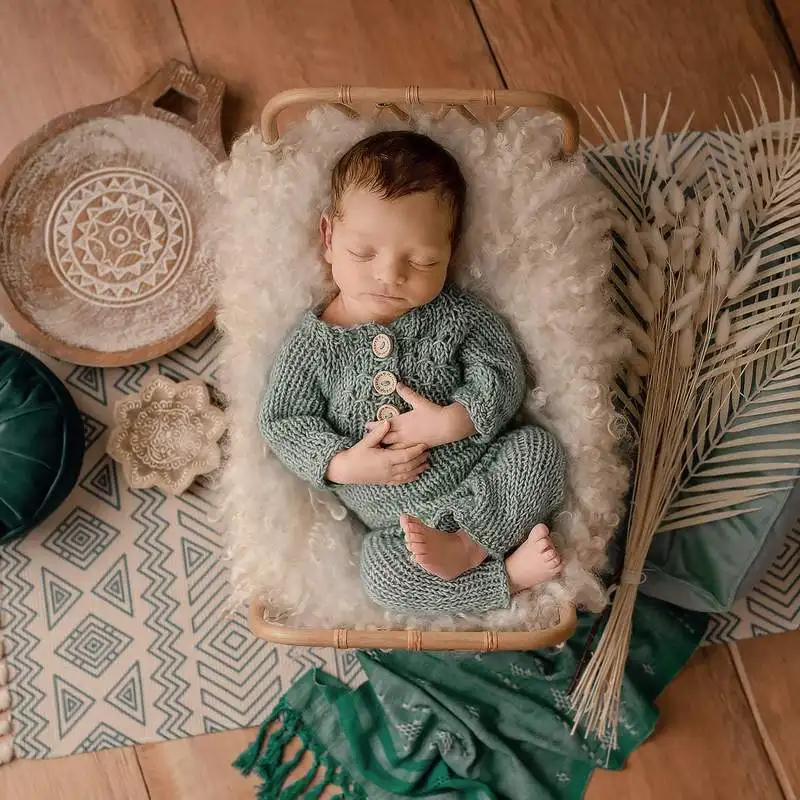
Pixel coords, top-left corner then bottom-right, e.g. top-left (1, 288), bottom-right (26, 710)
top-left (368, 292), bottom-right (404, 302)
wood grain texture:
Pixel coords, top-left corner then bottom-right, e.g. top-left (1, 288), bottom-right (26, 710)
top-left (769, 0), bottom-right (800, 55)
top-left (733, 631), bottom-right (800, 797)
top-left (136, 724), bottom-right (343, 799)
top-left (586, 646), bottom-right (783, 800)
top-left (136, 728), bottom-right (258, 800)
top-left (0, 59), bottom-right (224, 367)
top-left (775, 0), bottom-right (800, 63)
top-left (172, 0), bottom-right (502, 142)
top-left (473, 0), bottom-right (799, 141)
top-left (0, 0), bottom-right (190, 160)
top-left (0, 747), bottom-right (150, 800)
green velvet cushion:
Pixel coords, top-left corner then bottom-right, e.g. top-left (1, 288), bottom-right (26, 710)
top-left (642, 482), bottom-right (800, 612)
top-left (0, 342), bottom-right (84, 545)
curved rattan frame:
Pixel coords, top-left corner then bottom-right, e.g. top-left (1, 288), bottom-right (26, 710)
top-left (260, 85), bottom-right (579, 154)
top-left (250, 600), bottom-right (577, 651)
top-left (249, 85), bottom-right (581, 651)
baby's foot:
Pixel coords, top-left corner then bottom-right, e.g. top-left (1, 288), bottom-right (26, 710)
top-left (505, 524), bottom-right (562, 593)
top-left (400, 514), bottom-right (487, 581)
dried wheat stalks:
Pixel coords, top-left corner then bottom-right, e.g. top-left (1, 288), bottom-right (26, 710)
top-left (573, 77), bottom-right (800, 752)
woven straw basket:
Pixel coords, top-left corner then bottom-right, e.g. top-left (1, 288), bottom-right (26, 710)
top-left (249, 86), bottom-right (580, 651)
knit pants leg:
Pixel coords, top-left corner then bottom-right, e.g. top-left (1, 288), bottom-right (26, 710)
top-left (431, 425), bottom-right (567, 558)
top-left (360, 527), bottom-right (511, 614)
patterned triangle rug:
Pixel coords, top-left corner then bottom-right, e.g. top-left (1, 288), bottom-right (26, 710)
top-left (0, 324), bottom-right (366, 761)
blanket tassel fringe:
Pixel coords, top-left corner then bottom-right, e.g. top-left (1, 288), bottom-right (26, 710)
top-left (234, 702), bottom-right (366, 800)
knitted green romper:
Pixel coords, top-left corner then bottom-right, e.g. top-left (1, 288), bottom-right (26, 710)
top-left (259, 283), bottom-right (567, 615)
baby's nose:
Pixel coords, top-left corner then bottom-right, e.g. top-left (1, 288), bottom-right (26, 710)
top-left (376, 257), bottom-right (407, 284)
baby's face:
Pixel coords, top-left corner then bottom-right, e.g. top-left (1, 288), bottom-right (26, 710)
top-left (321, 188), bottom-right (452, 322)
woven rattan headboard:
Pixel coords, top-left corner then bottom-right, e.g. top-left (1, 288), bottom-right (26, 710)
top-left (260, 85), bottom-right (579, 154)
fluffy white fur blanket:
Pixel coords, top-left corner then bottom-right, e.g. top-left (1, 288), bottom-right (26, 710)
top-left (209, 107), bottom-right (630, 631)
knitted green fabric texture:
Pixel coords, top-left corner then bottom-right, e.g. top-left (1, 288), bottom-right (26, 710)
top-left (259, 283), bottom-right (567, 614)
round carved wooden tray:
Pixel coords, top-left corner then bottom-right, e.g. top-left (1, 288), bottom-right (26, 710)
top-left (0, 60), bottom-right (225, 366)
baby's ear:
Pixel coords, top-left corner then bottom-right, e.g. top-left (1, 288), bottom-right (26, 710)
top-left (320, 212), bottom-right (333, 264)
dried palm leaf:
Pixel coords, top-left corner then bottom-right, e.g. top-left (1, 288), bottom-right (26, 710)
top-left (573, 79), bottom-right (800, 753)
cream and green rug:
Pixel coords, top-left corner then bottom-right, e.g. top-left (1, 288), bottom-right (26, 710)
top-left (0, 324), bottom-right (365, 760)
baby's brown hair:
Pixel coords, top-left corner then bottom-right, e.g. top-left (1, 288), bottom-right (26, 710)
top-left (329, 131), bottom-right (467, 247)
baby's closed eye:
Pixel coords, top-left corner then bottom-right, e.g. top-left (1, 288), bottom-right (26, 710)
top-left (347, 249), bottom-right (375, 261)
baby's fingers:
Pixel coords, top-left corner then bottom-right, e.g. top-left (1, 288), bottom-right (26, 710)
top-left (362, 420), bottom-right (390, 446)
top-left (407, 452), bottom-right (429, 471)
top-left (391, 453), bottom-right (428, 476)
top-left (392, 442), bottom-right (427, 464)
top-left (406, 464), bottom-right (429, 481)
top-left (390, 464), bottom-right (429, 485)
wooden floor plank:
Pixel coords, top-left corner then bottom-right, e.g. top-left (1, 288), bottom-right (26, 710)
top-left (0, 0), bottom-right (191, 160)
top-left (473, 0), bottom-right (798, 141)
top-left (586, 645), bottom-right (783, 800)
top-left (0, 748), bottom-right (150, 800)
top-left (172, 0), bottom-right (502, 142)
top-left (775, 0), bottom-right (800, 64)
top-left (733, 631), bottom-right (800, 797)
top-left (136, 728), bottom-right (258, 800)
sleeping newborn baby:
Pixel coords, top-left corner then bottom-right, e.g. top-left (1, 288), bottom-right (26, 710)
top-left (259, 130), bottom-right (567, 615)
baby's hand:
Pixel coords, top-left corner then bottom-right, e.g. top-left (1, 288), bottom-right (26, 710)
top-left (326, 420), bottom-right (429, 485)
top-left (366, 384), bottom-right (476, 449)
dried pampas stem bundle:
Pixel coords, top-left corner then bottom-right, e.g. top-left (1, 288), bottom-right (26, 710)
top-left (573, 78), bottom-right (800, 750)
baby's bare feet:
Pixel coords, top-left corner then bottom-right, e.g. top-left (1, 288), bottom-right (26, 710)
top-left (400, 514), bottom-right (487, 581)
top-left (505, 524), bottom-right (562, 593)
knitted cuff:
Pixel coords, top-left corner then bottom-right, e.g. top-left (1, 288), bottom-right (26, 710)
top-left (458, 559), bottom-right (511, 613)
top-left (450, 391), bottom-right (496, 444)
top-left (311, 437), bottom-right (353, 490)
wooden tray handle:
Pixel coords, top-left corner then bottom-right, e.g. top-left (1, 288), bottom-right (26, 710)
top-left (130, 59), bottom-right (226, 160)
top-left (260, 86), bottom-right (579, 154)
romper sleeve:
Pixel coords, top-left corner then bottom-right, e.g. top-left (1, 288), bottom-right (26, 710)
top-left (258, 322), bottom-right (353, 489)
top-left (450, 295), bottom-right (527, 443)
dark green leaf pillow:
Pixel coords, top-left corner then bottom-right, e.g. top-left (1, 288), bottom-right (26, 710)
top-left (0, 342), bottom-right (84, 544)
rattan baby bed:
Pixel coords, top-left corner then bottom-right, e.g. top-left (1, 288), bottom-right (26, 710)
top-left (245, 86), bottom-right (583, 652)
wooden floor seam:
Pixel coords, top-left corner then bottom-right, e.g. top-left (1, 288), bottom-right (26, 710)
top-left (728, 643), bottom-right (797, 800)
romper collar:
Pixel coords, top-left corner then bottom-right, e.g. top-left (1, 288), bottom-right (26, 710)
top-left (304, 282), bottom-right (455, 340)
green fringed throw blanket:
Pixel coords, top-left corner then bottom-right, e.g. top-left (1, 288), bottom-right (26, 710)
top-left (235, 595), bottom-right (706, 799)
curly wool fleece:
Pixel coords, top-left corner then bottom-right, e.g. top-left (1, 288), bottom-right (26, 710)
top-left (210, 107), bottom-right (631, 632)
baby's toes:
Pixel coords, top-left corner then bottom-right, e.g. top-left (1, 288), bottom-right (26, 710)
top-left (404, 517), bottom-right (425, 535)
top-left (405, 531), bottom-right (426, 547)
top-left (409, 540), bottom-right (428, 557)
top-left (530, 524), bottom-right (550, 542)
top-left (535, 537), bottom-right (555, 556)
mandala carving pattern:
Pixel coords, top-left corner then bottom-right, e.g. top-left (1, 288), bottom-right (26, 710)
top-left (129, 403), bottom-right (205, 472)
top-left (45, 167), bottom-right (192, 307)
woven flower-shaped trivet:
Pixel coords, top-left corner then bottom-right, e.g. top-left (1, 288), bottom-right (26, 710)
top-left (107, 374), bottom-right (227, 494)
